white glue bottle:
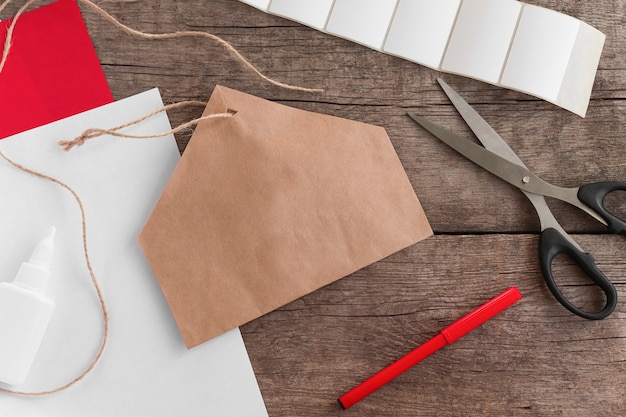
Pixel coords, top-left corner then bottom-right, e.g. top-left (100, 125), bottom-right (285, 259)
top-left (0, 227), bottom-right (56, 386)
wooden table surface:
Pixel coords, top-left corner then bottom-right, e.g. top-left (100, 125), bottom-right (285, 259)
top-left (9, 0), bottom-right (625, 415)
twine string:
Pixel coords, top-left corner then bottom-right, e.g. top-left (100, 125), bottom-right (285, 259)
top-left (0, 150), bottom-right (109, 396)
top-left (1, 0), bottom-right (319, 148)
top-left (58, 100), bottom-right (233, 151)
top-left (1, 0), bottom-right (109, 396)
top-left (0, 0), bottom-right (37, 74)
top-left (0, 0), bottom-right (324, 93)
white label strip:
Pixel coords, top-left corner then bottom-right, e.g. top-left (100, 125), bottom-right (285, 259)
top-left (238, 0), bottom-right (605, 117)
top-left (384, 0), bottom-right (461, 70)
top-left (269, 0), bottom-right (335, 30)
top-left (326, 0), bottom-right (398, 50)
top-left (441, 0), bottom-right (522, 84)
top-left (500, 5), bottom-right (580, 102)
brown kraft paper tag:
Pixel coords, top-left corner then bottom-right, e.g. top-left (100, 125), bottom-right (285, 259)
top-left (139, 86), bottom-right (433, 348)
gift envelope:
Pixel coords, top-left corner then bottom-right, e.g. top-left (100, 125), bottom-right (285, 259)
top-left (139, 86), bottom-right (433, 348)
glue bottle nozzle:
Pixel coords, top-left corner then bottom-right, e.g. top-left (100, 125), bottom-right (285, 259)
top-left (29, 226), bottom-right (56, 268)
top-left (15, 227), bottom-right (56, 292)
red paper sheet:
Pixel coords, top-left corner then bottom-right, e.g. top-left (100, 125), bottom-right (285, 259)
top-left (0, 0), bottom-right (113, 139)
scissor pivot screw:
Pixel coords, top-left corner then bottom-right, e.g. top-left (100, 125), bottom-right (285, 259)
top-left (522, 176), bottom-right (530, 184)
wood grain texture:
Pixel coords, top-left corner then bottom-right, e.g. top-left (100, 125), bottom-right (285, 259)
top-left (245, 234), bottom-right (626, 417)
top-left (3, 0), bottom-right (625, 415)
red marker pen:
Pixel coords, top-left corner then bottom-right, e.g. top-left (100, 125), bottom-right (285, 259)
top-left (338, 286), bottom-right (522, 409)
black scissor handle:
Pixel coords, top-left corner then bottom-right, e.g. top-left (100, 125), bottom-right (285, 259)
top-left (539, 228), bottom-right (617, 320)
top-left (578, 181), bottom-right (626, 234)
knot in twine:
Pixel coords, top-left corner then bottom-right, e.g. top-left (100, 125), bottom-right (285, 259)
top-left (2, 0), bottom-right (323, 154)
top-left (58, 128), bottom-right (102, 151)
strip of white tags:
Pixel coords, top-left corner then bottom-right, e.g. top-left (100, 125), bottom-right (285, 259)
top-left (240, 0), bottom-right (605, 117)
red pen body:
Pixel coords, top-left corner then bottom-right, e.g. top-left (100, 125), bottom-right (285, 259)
top-left (338, 287), bottom-right (522, 409)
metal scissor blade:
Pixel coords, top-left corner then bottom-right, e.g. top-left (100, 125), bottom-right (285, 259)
top-left (436, 78), bottom-right (528, 169)
top-left (435, 78), bottom-right (607, 227)
top-left (408, 112), bottom-right (587, 249)
top-left (408, 113), bottom-right (558, 197)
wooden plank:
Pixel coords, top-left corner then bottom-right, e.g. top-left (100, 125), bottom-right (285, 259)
top-left (241, 234), bottom-right (626, 417)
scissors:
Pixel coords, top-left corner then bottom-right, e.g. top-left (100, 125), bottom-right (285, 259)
top-left (409, 78), bottom-right (626, 320)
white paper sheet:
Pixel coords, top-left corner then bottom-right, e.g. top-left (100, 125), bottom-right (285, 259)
top-left (0, 89), bottom-right (268, 417)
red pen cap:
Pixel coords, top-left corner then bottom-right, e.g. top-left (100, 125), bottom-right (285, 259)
top-left (441, 286), bottom-right (522, 344)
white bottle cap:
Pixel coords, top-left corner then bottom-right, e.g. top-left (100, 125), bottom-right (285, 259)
top-left (14, 227), bottom-right (56, 292)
